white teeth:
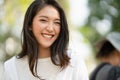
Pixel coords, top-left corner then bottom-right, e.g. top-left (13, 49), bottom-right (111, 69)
top-left (43, 34), bottom-right (52, 38)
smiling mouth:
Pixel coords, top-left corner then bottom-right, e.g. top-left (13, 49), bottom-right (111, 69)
top-left (42, 33), bottom-right (54, 40)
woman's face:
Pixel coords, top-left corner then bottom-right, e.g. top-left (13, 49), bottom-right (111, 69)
top-left (32, 5), bottom-right (60, 49)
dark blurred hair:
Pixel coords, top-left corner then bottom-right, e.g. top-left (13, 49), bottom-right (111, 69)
top-left (96, 40), bottom-right (116, 58)
top-left (18, 0), bottom-right (70, 79)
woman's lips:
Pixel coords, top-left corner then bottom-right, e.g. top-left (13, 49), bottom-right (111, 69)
top-left (42, 33), bottom-right (54, 40)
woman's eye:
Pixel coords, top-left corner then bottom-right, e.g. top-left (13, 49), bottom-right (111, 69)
top-left (39, 19), bottom-right (47, 22)
top-left (55, 22), bottom-right (60, 25)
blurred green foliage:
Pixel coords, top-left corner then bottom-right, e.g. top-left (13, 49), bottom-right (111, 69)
top-left (0, 0), bottom-right (33, 61)
top-left (88, 0), bottom-right (120, 30)
top-left (80, 0), bottom-right (120, 44)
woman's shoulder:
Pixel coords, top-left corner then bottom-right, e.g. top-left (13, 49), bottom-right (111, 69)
top-left (67, 49), bottom-right (85, 67)
top-left (4, 56), bottom-right (16, 67)
top-left (65, 49), bottom-right (89, 80)
top-left (4, 56), bottom-right (28, 80)
top-left (4, 56), bottom-right (18, 80)
top-left (4, 56), bottom-right (28, 69)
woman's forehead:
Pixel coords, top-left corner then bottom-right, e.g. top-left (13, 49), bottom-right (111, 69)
top-left (35, 5), bottom-right (60, 19)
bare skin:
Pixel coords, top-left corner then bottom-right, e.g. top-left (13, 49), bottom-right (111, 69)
top-left (101, 50), bottom-right (120, 66)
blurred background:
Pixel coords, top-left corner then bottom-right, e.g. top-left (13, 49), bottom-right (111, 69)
top-left (0, 0), bottom-right (120, 79)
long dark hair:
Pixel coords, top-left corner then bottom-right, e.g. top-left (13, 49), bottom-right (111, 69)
top-left (18, 0), bottom-right (70, 79)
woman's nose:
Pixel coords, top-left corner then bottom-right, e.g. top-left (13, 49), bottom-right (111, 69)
top-left (46, 22), bottom-right (54, 32)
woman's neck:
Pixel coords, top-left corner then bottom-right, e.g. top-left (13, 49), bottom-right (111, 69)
top-left (38, 47), bottom-right (51, 58)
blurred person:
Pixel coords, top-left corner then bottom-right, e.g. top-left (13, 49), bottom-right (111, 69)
top-left (3, 0), bottom-right (89, 80)
top-left (90, 32), bottom-right (120, 80)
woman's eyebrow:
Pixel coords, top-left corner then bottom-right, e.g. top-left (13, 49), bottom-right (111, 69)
top-left (39, 15), bottom-right (48, 18)
top-left (38, 15), bottom-right (60, 21)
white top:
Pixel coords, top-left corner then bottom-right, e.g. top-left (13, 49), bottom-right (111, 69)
top-left (3, 51), bottom-right (89, 80)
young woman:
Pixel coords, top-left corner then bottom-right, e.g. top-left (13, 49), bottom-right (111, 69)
top-left (4, 0), bottom-right (89, 80)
